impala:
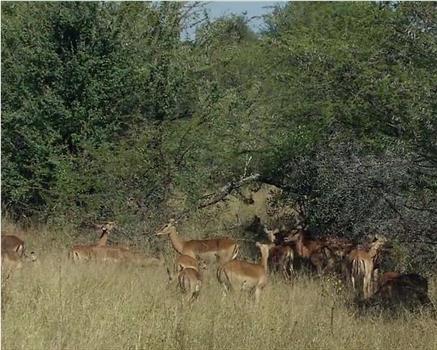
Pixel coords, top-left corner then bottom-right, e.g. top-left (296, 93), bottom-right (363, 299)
top-left (345, 235), bottom-right (387, 299)
top-left (285, 229), bottom-right (332, 274)
top-left (263, 226), bottom-right (296, 279)
top-left (175, 254), bottom-right (208, 272)
top-left (155, 219), bottom-right (239, 265)
top-left (217, 242), bottom-right (271, 304)
top-left (178, 267), bottom-right (202, 302)
top-left (69, 222), bottom-right (118, 262)
top-left (1, 235), bottom-right (25, 257)
top-left (91, 246), bottom-right (164, 267)
top-left (319, 235), bottom-right (354, 259)
top-left (267, 244), bottom-right (294, 279)
top-left (94, 221), bottom-right (117, 247)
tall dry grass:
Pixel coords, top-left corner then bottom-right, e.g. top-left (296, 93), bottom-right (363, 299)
top-left (2, 228), bottom-right (437, 350)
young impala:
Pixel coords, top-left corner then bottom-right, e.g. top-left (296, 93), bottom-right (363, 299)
top-left (217, 242), bottom-right (271, 304)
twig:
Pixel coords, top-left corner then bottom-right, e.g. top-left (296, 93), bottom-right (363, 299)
top-left (330, 305), bottom-right (335, 335)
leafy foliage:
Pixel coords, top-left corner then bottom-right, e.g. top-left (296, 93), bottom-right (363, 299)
top-left (2, 2), bottom-right (436, 268)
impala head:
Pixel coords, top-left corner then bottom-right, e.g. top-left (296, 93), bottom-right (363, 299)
top-left (22, 251), bottom-right (38, 262)
top-left (370, 234), bottom-right (388, 250)
top-left (283, 229), bottom-right (303, 243)
top-left (101, 221), bottom-right (117, 232)
top-left (30, 251), bottom-right (37, 262)
top-left (155, 219), bottom-right (177, 236)
top-left (264, 228), bottom-right (280, 243)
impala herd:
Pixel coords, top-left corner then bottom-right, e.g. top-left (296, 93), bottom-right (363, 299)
top-left (1, 217), bottom-right (434, 312)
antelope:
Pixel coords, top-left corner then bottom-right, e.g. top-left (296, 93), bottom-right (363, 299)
top-left (319, 235), bottom-right (354, 259)
top-left (264, 227), bottom-right (294, 279)
top-left (2, 235), bottom-right (25, 257)
top-left (175, 254), bottom-right (207, 273)
top-left (178, 267), bottom-right (202, 302)
top-left (155, 219), bottom-right (239, 265)
top-left (94, 221), bottom-right (117, 247)
top-left (268, 245), bottom-right (294, 279)
top-left (93, 221), bottom-right (133, 251)
top-left (80, 243), bottom-right (165, 267)
top-left (69, 222), bottom-right (118, 262)
top-left (345, 235), bottom-right (387, 299)
top-left (174, 255), bottom-right (204, 302)
top-left (2, 235), bottom-right (37, 264)
top-left (285, 229), bottom-right (331, 275)
top-left (217, 242), bottom-right (271, 304)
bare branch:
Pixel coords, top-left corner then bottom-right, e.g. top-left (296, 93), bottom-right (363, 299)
top-left (197, 173), bottom-right (260, 209)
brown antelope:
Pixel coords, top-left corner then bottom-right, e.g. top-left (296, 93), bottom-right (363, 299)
top-left (2, 235), bottom-right (37, 265)
top-left (217, 242), bottom-right (271, 304)
top-left (175, 254), bottom-right (208, 273)
top-left (263, 226), bottom-right (295, 279)
top-left (94, 221), bottom-right (117, 247)
top-left (267, 245), bottom-right (294, 279)
top-left (79, 244), bottom-right (164, 268)
top-left (345, 235), bottom-right (387, 299)
top-left (155, 219), bottom-right (239, 265)
top-left (2, 235), bottom-right (25, 257)
top-left (319, 235), bottom-right (354, 259)
top-left (177, 267), bottom-right (202, 302)
top-left (166, 254), bottom-right (208, 298)
top-left (69, 222), bottom-right (118, 262)
top-left (285, 229), bottom-right (332, 274)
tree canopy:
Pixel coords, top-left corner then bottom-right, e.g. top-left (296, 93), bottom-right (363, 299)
top-left (2, 2), bottom-right (436, 269)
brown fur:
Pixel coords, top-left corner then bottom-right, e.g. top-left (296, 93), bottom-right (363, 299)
top-left (2, 235), bottom-right (25, 257)
top-left (177, 267), bottom-right (202, 302)
top-left (156, 220), bottom-right (239, 265)
top-left (286, 230), bottom-right (330, 274)
top-left (69, 222), bottom-right (119, 262)
top-left (83, 245), bottom-right (164, 267)
top-left (217, 242), bottom-right (270, 304)
top-left (319, 235), bottom-right (354, 258)
top-left (268, 245), bottom-right (294, 279)
top-left (346, 236), bottom-right (387, 299)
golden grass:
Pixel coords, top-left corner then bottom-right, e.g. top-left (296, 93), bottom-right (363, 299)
top-left (2, 244), bottom-right (437, 350)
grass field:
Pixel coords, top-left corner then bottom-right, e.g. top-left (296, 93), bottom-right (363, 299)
top-left (2, 225), bottom-right (437, 350)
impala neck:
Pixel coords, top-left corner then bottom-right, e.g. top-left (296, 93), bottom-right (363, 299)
top-left (167, 227), bottom-right (185, 255)
top-left (296, 235), bottom-right (305, 256)
top-left (97, 231), bottom-right (108, 246)
top-left (260, 248), bottom-right (269, 275)
top-left (368, 243), bottom-right (382, 259)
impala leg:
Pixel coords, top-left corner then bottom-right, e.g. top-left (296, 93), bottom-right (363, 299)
top-left (254, 287), bottom-right (261, 305)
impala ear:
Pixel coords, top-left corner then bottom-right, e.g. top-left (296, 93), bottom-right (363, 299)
top-left (255, 242), bottom-right (261, 248)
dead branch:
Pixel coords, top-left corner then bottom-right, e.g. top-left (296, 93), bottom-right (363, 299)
top-left (197, 174), bottom-right (260, 209)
